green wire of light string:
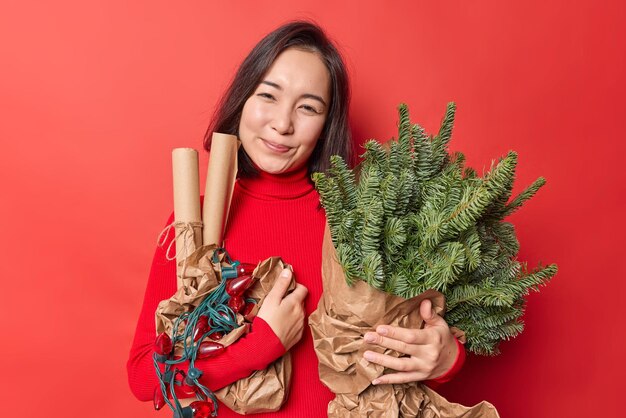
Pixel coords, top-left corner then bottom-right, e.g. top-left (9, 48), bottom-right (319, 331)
top-left (153, 248), bottom-right (255, 417)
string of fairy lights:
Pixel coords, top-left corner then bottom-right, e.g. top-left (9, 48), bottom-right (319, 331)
top-left (153, 249), bottom-right (257, 418)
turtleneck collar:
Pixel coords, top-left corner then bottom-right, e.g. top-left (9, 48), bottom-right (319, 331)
top-left (236, 164), bottom-right (315, 200)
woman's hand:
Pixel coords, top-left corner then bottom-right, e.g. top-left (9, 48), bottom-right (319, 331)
top-left (362, 299), bottom-right (458, 384)
top-left (257, 269), bottom-right (308, 351)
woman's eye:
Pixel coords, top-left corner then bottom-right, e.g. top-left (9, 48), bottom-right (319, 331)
top-left (257, 92), bottom-right (275, 100)
top-left (301, 104), bottom-right (321, 114)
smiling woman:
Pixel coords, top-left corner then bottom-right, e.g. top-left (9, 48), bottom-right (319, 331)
top-left (204, 21), bottom-right (353, 177)
top-left (126, 20), bottom-right (465, 418)
top-left (239, 48), bottom-right (331, 174)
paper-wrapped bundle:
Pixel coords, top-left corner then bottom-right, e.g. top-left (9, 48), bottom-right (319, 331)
top-left (156, 244), bottom-right (294, 414)
top-left (309, 227), bottom-right (499, 417)
top-left (312, 104), bottom-right (556, 358)
top-left (154, 134), bottom-right (294, 415)
top-left (308, 102), bottom-right (558, 416)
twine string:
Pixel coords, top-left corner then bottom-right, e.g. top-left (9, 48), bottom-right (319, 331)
top-left (157, 221), bottom-right (203, 261)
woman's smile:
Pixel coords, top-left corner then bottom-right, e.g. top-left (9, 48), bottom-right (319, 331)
top-left (261, 138), bottom-right (293, 153)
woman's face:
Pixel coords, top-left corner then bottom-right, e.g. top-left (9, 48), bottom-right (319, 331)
top-left (239, 47), bottom-right (331, 174)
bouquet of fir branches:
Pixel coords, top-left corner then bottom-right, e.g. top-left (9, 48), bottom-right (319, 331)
top-left (308, 103), bottom-right (556, 417)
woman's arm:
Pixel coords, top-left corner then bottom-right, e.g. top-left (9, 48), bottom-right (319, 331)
top-left (126, 213), bottom-right (286, 401)
top-left (361, 298), bottom-right (465, 387)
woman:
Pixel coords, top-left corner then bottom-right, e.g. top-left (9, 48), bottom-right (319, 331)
top-left (127, 21), bottom-right (465, 417)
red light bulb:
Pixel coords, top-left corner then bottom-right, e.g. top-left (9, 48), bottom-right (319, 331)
top-left (228, 295), bottom-right (245, 313)
top-left (226, 274), bottom-right (256, 297)
top-left (197, 341), bottom-right (225, 359)
top-left (193, 316), bottom-right (210, 342)
top-left (210, 331), bottom-right (224, 340)
top-left (153, 386), bottom-right (166, 410)
top-left (190, 400), bottom-right (215, 418)
top-left (179, 382), bottom-right (197, 395)
top-left (154, 333), bottom-right (173, 356)
top-left (242, 301), bottom-right (256, 317)
top-left (176, 371), bottom-right (197, 395)
top-left (237, 263), bottom-right (256, 276)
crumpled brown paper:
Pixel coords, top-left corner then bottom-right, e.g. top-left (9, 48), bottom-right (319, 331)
top-left (155, 244), bottom-right (294, 414)
top-left (328, 384), bottom-right (499, 418)
top-left (309, 225), bottom-right (499, 417)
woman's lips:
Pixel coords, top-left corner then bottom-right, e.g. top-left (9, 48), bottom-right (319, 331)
top-left (262, 139), bottom-right (292, 153)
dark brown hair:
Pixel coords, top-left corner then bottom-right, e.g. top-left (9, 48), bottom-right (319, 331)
top-left (203, 21), bottom-right (352, 176)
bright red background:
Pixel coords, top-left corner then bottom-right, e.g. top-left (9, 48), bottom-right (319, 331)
top-left (1, 1), bottom-right (624, 416)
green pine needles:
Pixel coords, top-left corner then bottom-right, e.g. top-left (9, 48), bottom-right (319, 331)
top-left (313, 103), bottom-right (557, 355)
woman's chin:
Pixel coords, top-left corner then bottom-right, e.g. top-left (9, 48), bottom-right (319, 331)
top-left (253, 158), bottom-right (292, 175)
top-left (249, 151), bottom-right (309, 175)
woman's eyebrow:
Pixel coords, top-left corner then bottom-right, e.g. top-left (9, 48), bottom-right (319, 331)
top-left (261, 80), bottom-right (327, 107)
top-left (261, 80), bottom-right (282, 90)
top-left (302, 93), bottom-right (327, 107)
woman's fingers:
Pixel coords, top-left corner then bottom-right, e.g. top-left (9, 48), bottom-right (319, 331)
top-left (419, 299), bottom-right (448, 328)
top-left (265, 269), bottom-right (293, 304)
top-left (364, 332), bottom-right (413, 354)
top-left (364, 332), bottom-right (436, 358)
top-left (284, 282), bottom-right (308, 304)
top-left (371, 371), bottom-right (429, 385)
top-left (371, 325), bottom-right (434, 346)
top-left (363, 350), bottom-right (432, 375)
top-left (257, 268), bottom-right (308, 351)
top-left (363, 317), bottom-right (459, 382)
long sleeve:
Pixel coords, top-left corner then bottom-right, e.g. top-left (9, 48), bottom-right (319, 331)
top-left (126, 213), bottom-right (285, 402)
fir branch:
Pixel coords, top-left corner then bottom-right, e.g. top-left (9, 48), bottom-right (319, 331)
top-left (329, 155), bottom-right (358, 211)
top-left (437, 102), bottom-right (456, 147)
top-left (397, 104), bottom-right (412, 150)
top-left (362, 252), bottom-right (385, 289)
top-left (312, 173), bottom-right (343, 244)
top-left (362, 139), bottom-right (388, 172)
top-left (337, 243), bottom-right (360, 286)
top-left (501, 177), bottom-right (547, 218)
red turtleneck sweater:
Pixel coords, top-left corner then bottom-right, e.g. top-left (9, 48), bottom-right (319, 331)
top-left (127, 165), bottom-right (465, 417)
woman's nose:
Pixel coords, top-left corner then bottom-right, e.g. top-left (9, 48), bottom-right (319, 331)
top-left (270, 105), bottom-right (294, 135)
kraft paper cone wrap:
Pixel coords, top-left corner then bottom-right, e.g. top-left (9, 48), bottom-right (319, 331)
top-left (155, 245), bottom-right (294, 414)
top-left (309, 224), bottom-right (499, 417)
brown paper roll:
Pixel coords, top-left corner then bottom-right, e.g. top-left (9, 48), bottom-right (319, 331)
top-left (202, 133), bottom-right (239, 246)
top-left (172, 148), bottom-right (202, 288)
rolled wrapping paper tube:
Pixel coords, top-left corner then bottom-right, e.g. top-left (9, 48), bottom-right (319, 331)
top-left (202, 133), bottom-right (239, 246)
top-left (172, 148), bottom-right (202, 288)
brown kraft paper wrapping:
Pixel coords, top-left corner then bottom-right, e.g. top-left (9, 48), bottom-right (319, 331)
top-left (155, 133), bottom-right (293, 414)
top-left (155, 240), bottom-right (295, 413)
top-left (202, 132), bottom-right (239, 247)
top-left (308, 224), bottom-right (500, 417)
top-left (172, 148), bottom-right (203, 289)
top-left (214, 256), bottom-right (294, 414)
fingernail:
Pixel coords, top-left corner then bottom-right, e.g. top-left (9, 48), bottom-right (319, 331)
top-left (364, 334), bottom-right (375, 343)
top-left (280, 270), bottom-right (290, 278)
top-left (372, 379), bottom-right (380, 385)
top-left (377, 326), bottom-right (388, 335)
top-left (363, 351), bottom-right (375, 361)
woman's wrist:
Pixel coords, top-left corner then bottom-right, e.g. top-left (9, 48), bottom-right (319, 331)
top-left (429, 336), bottom-right (466, 384)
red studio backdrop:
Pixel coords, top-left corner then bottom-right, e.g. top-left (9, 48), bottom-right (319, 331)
top-left (1, 1), bottom-right (624, 417)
